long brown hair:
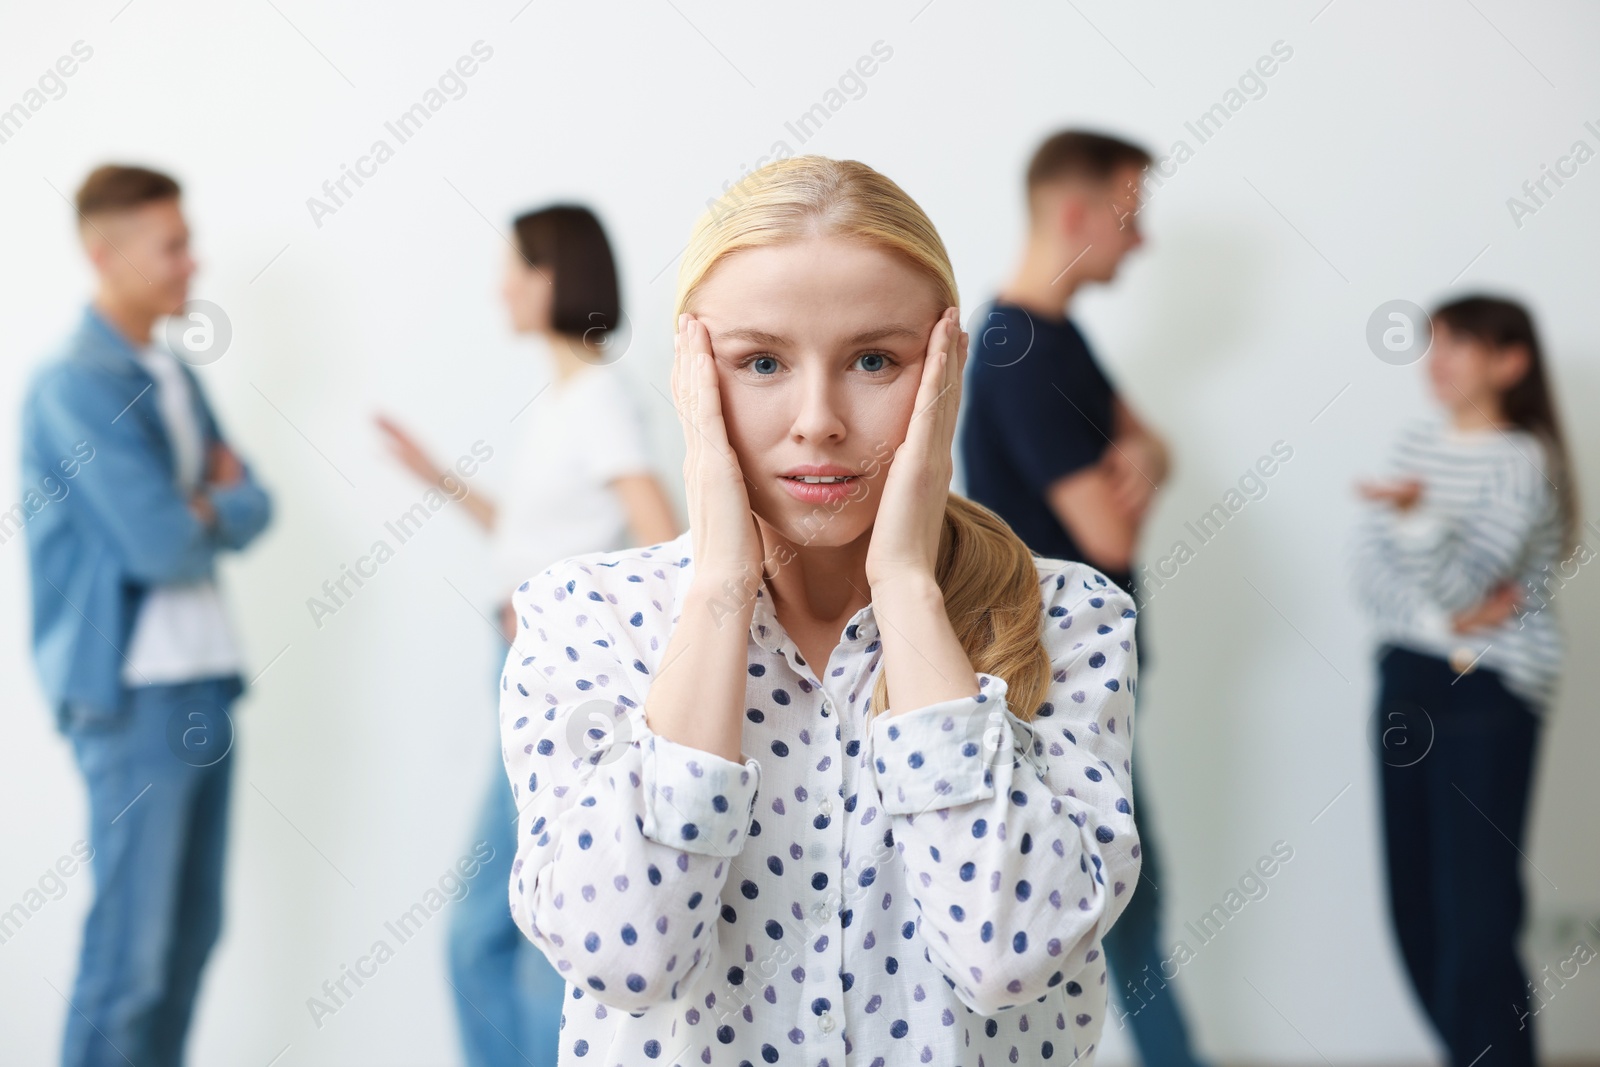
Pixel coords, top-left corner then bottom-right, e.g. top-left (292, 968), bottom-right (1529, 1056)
top-left (673, 155), bottom-right (1056, 722)
top-left (1431, 295), bottom-right (1579, 555)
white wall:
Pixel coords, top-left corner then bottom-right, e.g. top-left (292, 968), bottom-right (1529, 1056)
top-left (2, 1), bottom-right (1597, 1064)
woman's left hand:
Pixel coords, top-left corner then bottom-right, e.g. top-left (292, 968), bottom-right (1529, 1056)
top-left (866, 306), bottom-right (967, 589)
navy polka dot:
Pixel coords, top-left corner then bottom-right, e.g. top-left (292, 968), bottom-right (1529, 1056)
top-left (500, 540), bottom-right (1139, 1064)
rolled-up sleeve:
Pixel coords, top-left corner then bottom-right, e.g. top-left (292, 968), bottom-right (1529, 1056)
top-left (500, 560), bottom-right (762, 1012)
top-left (638, 731), bottom-right (761, 857)
top-left (866, 564), bottom-right (1140, 1017)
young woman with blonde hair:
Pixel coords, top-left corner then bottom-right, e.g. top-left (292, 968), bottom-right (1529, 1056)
top-left (500, 155), bottom-right (1141, 1065)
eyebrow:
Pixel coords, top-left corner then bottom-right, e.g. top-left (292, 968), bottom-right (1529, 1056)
top-left (717, 323), bottom-right (924, 347)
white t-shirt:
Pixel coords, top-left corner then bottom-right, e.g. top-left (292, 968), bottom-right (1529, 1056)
top-left (121, 342), bottom-right (244, 685)
top-left (489, 364), bottom-right (654, 603)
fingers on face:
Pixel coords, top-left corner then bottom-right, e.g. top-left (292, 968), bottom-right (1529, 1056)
top-left (674, 314), bottom-right (698, 432)
top-left (937, 307), bottom-right (962, 423)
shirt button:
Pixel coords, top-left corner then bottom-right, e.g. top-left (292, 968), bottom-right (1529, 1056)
top-left (813, 898), bottom-right (833, 921)
top-left (820, 1010), bottom-right (836, 1033)
top-left (818, 798), bottom-right (833, 817)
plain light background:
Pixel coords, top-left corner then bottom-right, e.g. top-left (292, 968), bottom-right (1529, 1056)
top-left (2, 1), bottom-right (1597, 1063)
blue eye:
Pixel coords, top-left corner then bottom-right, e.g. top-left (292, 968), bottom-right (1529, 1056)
top-left (750, 355), bottom-right (778, 375)
top-left (858, 352), bottom-right (889, 373)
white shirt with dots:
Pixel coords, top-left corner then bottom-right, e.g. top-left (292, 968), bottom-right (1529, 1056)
top-left (500, 529), bottom-right (1141, 1066)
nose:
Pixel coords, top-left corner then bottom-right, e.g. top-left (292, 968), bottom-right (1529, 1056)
top-left (789, 365), bottom-right (846, 443)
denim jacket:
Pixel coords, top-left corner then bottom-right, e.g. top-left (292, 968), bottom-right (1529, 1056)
top-left (16, 304), bottom-right (273, 730)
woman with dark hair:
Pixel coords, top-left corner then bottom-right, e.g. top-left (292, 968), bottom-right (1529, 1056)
top-left (377, 204), bottom-right (678, 1067)
top-left (1352, 294), bottom-right (1578, 1067)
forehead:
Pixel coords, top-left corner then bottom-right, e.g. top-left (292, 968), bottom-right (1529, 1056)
top-left (95, 198), bottom-right (187, 239)
top-left (692, 235), bottom-right (940, 345)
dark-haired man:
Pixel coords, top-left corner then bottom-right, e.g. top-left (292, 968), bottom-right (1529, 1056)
top-left (958, 130), bottom-right (1210, 1067)
top-left (20, 164), bottom-right (271, 1066)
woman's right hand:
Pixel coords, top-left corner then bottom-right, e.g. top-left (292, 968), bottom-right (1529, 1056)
top-left (375, 413), bottom-right (444, 487)
top-left (1355, 477), bottom-right (1423, 511)
top-left (671, 313), bottom-right (764, 602)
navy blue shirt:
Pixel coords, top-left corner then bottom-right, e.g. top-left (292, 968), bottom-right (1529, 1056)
top-left (959, 300), bottom-right (1136, 602)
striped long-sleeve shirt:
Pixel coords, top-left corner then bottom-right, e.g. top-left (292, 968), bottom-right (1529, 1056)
top-left (1350, 416), bottom-right (1564, 712)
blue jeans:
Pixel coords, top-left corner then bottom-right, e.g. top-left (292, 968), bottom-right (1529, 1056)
top-left (447, 638), bottom-right (566, 1067)
top-left (1101, 766), bottom-right (1212, 1067)
top-left (1374, 644), bottom-right (1542, 1067)
top-left (60, 674), bottom-right (242, 1067)
top-left (1100, 609), bottom-right (1210, 1067)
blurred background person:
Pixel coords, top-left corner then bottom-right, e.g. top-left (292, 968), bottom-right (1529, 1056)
top-left (1352, 294), bottom-right (1578, 1067)
top-left (19, 164), bottom-right (273, 1067)
top-left (958, 129), bottom-right (1211, 1067)
top-left (375, 203), bottom-right (679, 1067)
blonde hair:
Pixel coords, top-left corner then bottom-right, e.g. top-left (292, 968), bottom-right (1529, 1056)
top-left (673, 155), bottom-right (1055, 723)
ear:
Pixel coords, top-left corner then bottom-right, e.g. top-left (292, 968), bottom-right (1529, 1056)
top-left (1493, 342), bottom-right (1532, 391)
top-left (79, 229), bottom-right (112, 274)
top-left (1057, 193), bottom-right (1087, 238)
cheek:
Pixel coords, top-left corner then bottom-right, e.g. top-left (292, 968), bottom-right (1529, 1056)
top-left (856, 379), bottom-right (920, 458)
top-left (718, 380), bottom-right (781, 458)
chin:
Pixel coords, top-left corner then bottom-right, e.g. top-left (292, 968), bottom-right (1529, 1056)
top-left (765, 509), bottom-right (873, 550)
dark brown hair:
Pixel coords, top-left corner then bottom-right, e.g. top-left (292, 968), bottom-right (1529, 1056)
top-left (1431, 294), bottom-right (1580, 554)
top-left (75, 164), bottom-right (180, 217)
top-left (1026, 129), bottom-right (1152, 201)
top-left (511, 205), bottom-right (621, 341)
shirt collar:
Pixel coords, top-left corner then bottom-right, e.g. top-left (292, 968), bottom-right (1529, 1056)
top-left (672, 540), bottom-right (881, 657)
top-left (76, 303), bottom-right (149, 377)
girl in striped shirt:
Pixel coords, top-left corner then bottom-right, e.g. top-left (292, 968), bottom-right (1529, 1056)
top-left (1351, 294), bottom-right (1580, 1067)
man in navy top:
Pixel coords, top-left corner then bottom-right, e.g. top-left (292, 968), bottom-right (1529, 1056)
top-left (962, 306), bottom-right (1147, 596)
top-left (959, 130), bottom-right (1211, 1067)
top-left (961, 131), bottom-right (1168, 606)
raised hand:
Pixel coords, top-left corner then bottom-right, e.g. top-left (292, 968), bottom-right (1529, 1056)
top-left (205, 440), bottom-right (244, 487)
top-left (1356, 477), bottom-right (1423, 511)
top-left (1103, 442), bottom-right (1158, 519)
top-left (672, 313), bottom-right (765, 600)
top-left (374, 413), bottom-right (444, 487)
top-left (866, 305), bottom-right (967, 588)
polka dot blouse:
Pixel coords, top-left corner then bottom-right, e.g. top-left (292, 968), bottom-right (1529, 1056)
top-left (499, 530), bottom-right (1141, 1066)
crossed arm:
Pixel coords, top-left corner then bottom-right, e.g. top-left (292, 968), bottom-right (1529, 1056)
top-left (1044, 395), bottom-right (1170, 575)
top-left (31, 367), bottom-right (271, 584)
